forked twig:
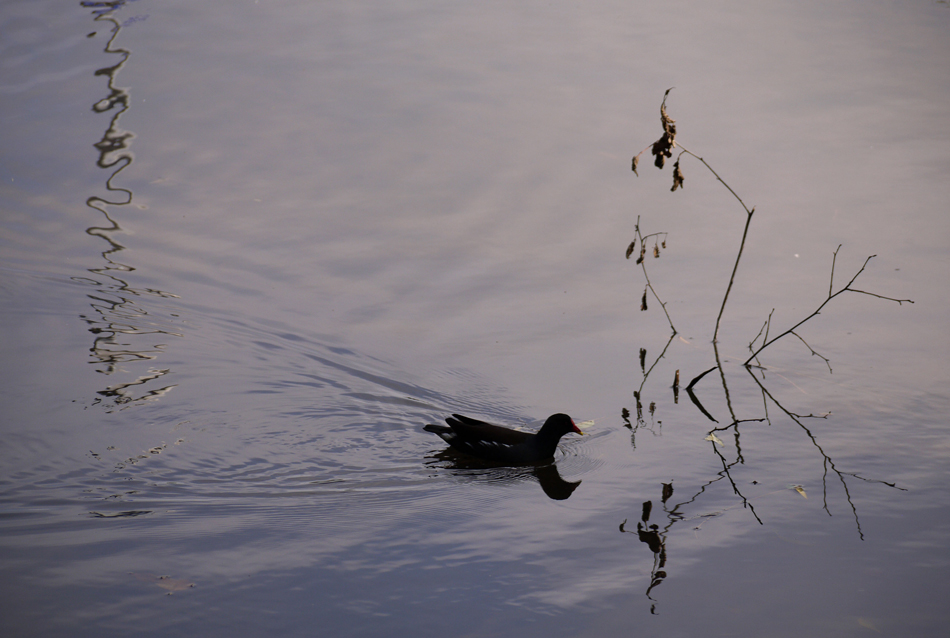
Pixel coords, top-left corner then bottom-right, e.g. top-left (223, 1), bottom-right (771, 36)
top-left (744, 246), bottom-right (914, 366)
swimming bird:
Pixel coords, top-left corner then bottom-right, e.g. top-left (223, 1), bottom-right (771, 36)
top-left (423, 413), bottom-right (582, 464)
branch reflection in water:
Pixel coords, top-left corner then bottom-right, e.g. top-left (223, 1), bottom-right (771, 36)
top-left (620, 334), bottom-right (908, 611)
top-left (622, 93), bottom-right (913, 599)
top-left (620, 487), bottom-right (673, 615)
top-left (78, 2), bottom-right (181, 410)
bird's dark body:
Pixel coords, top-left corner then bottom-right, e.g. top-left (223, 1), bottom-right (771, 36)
top-left (423, 413), bottom-right (581, 464)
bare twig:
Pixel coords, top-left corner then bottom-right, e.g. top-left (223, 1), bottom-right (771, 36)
top-left (715, 206), bottom-right (754, 345)
top-left (676, 147), bottom-right (753, 216)
top-left (685, 366), bottom-right (719, 422)
top-left (747, 309), bottom-right (775, 368)
top-left (743, 250), bottom-right (914, 366)
top-left (635, 332), bottom-right (677, 399)
top-left (686, 366), bottom-right (717, 391)
top-left (669, 147), bottom-right (757, 345)
top-left (789, 330), bottom-right (832, 373)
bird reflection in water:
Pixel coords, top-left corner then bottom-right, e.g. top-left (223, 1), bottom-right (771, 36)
top-left (425, 449), bottom-right (581, 501)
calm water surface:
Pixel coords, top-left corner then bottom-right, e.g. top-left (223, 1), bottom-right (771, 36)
top-left (2, 1), bottom-right (949, 636)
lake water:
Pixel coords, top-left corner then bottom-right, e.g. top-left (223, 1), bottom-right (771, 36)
top-left (2, 1), bottom-right (949, 636)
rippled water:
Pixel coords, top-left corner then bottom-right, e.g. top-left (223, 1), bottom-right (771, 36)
top-left (2, 0), bottom-right (950, 636)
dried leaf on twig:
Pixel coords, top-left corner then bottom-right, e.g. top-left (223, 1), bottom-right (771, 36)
top-left (671, 159), bottom-right (685, 192)
top-left (625, 240), bottom-right (637, 259)
top-left (651, 89), bottom-right (678, 169)
top-left (652, 136), bottom-right (673, 169)
top-left (660, 92), bottom-right (676, 138)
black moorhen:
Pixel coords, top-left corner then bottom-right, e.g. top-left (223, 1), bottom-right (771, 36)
top-left (423, 413), bottom-right (583, 464)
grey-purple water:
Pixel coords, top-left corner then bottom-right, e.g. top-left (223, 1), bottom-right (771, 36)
top-left (2, 1), bottom-right (949, 636)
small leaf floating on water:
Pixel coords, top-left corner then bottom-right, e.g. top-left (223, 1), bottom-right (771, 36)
top-left (625, 239), bottom-right (637, 259)
top-left (157, 578), bottom-right (195, 593)
top-left (856, 618), bottom-right (881, 633)
top-left (705, 432), bottom-right (724, 446)
top-left (792, 485), bottom-right (807, 499)
top-left (131, 572), bottom-right (196, 594)
top-left (576, 420), bottom-right (595, 430)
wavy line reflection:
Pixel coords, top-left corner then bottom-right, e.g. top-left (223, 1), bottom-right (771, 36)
top-left (80, 2), bottom-right (180, 410)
